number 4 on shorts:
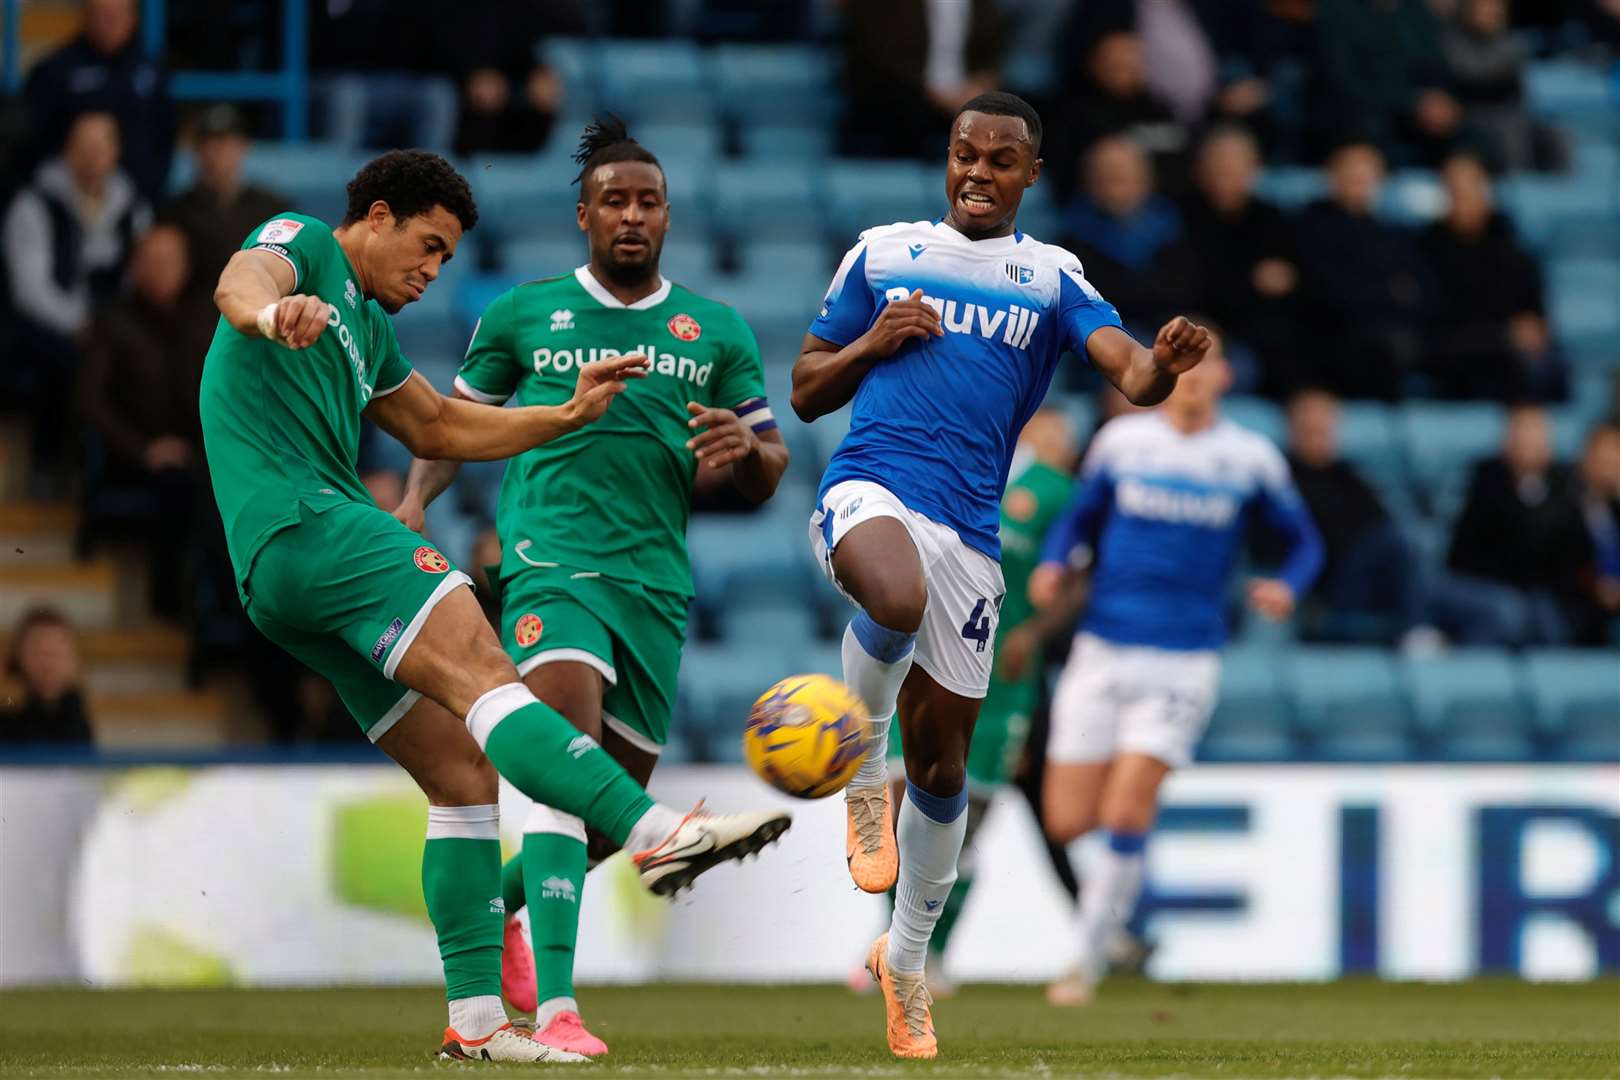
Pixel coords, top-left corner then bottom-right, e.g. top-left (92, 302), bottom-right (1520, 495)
top-left (961, 597), bottom-right (993, 653)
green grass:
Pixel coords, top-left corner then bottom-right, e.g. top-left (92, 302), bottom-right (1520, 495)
top-left (2, 981), bottom-right (1616, 1078)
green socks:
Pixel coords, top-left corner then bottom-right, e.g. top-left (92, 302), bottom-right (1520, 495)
top-left (499, 851), bottom-right (526, 916)
top-left (523, 828), bottom-right (588, 1013)
top-left (468, 686), bottom-right (655, 847)
top-left (422, 805), bottom-right (503, 1002)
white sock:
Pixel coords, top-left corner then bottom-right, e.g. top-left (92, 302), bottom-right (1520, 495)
top-left (535, 995), bottom-right (578, 1029)
top-left (624, 802), bottom-right (685, 854)
top-left (448, 994), bottom-right (508, 1040)
top-left (842, 614), bottom-right (916, 790)
top-left (886, 781), bottom-right (967, 974)
top-left (1073, 831), bottom-right (1147, 981)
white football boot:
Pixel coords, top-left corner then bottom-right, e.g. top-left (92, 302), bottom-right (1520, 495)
top-left (436, 1022), bottom-right (587, 1062)
top-left (631, 801), bottom-right (791, 896)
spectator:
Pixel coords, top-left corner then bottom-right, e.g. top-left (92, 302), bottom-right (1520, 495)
top-left (1312, 0), bottom-right (1462, 165)
top-left (163, 105), bottom-right (286, 321)
top-left (78, 224), bottom-right (210, 621)
top-left (1577, 424), bottom-right (1620, 639)
top-left (3, 110), bottom-right (150, 489)
top-left (450, 4), bottom-right (574, 156)
top-left (1293, 139), bottom-right (1426, 400)
top-left (1440, 0), bottom-right (1547, 171)
top-left (1060, 0), bottom-right (1217, 126)
top-left (2, 608), bottom-right (93, 746)
top-left (1278, 388), bottom-right (1434, 645)
top-left (1201, 0), bottom-right (1318, 160)
top-left (1050, 29), bottom-right (1183, 196)
top-left (840, 0), bottom-right (1005, 160)
top-left (1180, 125), bottom-right (1302, 396)
top-left (1419, 151), bottom-right (1563, 402)
top-left (1060, 135), bottom-right (1205, 338)
top-left (21, 0), bottom-right (172, 203)
top-left (1444, 405), bottom-right (1596, 645)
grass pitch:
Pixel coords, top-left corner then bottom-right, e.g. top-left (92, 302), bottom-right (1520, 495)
top-left (1, 980), bottom-right (1616, 1079)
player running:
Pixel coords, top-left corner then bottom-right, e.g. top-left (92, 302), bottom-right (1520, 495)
top-left (792, 92), bottom-right (1211, 1059)
top-left (395, 119), bottom-right (789, 1057)
top-left (199, 149), bottom-right (789, 1064)
top-left (1029, 331), bottom-right (1323, 1006)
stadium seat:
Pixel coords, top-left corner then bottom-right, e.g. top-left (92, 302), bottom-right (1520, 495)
top-left (241, 142), bottom-right (374, 225)
top-left (1336, 401), bottom-right (1415, 518)
top-left (1496, 173), bottom-right (1619, 257)
top-left (1253, 166), bottom-right (1326, 210)
top-left (501, 237), bottom-right (587, 280)
top-left (804, 405), bottom-right (852, 472)
top-left (678, 641), bottom-right (782, 756)
top-left (1287, 648), bottom-right (1413, 761)
top-left (631, 120), bottom-right (725, 171)
top-left (538, 38), bottom-right (602, 116)
top-left (710, 44), bottom-right (834, 125)
top-left (712, 161), bottom-right (821, 241)
top-left (1525, 60), bottom-right (1618, 138)
top-left (1401, 650), bottom-right (1535, 761)
top-left (1399, 402), bottom-right (1505, 519)
top-left (703, 270), bottom-right (830, 325)
top-left (1548, 258), bottom-right (1620, 358)
top-left (825, 160), bottom-right (936, 237)
top-left (391, 310), bottom-right (471, 386)
top-left (687, 493), bottom-right (818, 608)
top-left (465, 154), bottom-right (582, 240)
top-left (1199, 647), bottom-right (1296, 762)
top-left (596, 39), bottom-right (714, 124)
top-left (722, 603), bottom-right (822, 653)
top-left (1222, 396), bottom-right (1286, 448)
top-left (1378, 170), bottom-right (1446, 226)
top-left (1523, 650), bottom-right (1620, 761)
top-left (736, 238), bottom-right (835, 278)
top-left (739, 121), bottom-right (834, 163)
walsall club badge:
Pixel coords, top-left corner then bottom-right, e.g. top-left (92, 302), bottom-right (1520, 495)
top-left (515, 613), bottom-right (543, 648)
top-left (413, 546), bottom-right (450, 574)
top-left (667, 313), bottom-right (701, 342)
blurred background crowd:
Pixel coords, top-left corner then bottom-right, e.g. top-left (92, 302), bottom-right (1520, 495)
top-left (0, 0), bottom-right (1616, 760)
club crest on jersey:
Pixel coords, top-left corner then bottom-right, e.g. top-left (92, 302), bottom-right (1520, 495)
top-left (515, 613), bottom-right (543, 647)
top-left (667, 313), bottom-right (701, 342)
top-left (1005, 262), bottom-right (1035, 286)
top-left (413, 546), bottom-right (450, 574)
top-left (549, 309), bottom-right (574, 332)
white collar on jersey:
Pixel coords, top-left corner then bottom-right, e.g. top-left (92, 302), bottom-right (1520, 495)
top-left (932, 218), bottom-right (1027, 253)
top-left (574, 265), bottom-right (672, 310)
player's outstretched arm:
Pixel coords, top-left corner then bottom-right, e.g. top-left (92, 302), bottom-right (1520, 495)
top-left (790, 289), bottom-right (942, 421)
top-left (214, 248), bottom-right (333, 350)
top-left (367, 355), bottom-right (649, 462)
top-left (1087, 317), bottom-right (1211, 407)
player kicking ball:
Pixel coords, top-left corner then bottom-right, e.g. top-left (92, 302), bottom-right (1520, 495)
top-left (792, 92), bottom-right (1211, 1059)
top-left (199, 149), bottom-right (789, 1064)
top-left (1028, 332), bottom-right (1323, 1006)
top-left (396, 118), bottom-right (790, 1057)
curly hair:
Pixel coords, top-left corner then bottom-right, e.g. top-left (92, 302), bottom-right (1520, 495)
top-left (342, 149), bottom-right (479, 231)
top-left (572, 114), bottom-right (663, 192)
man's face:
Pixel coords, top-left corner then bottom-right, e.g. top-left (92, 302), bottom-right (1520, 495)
top-left (1197, 133), bottom-right (1258, 211)
top-left (197, 133), bottom-right (249, 193)
top-left (18, 624), bottom-right (78, 700)
top-left (365, 204), bottom-right (463, 314)
top-left (578, 161), bottom-right (668, 282)
top-left (1328, 144), bottom-right (1385, 215)
top-left (64, 112), bottom-right (120, 189)
top-left (1582, 429), bottom-right (1620, 493)
top-left (1288, 391), bottom-right (1340, 467)
top-left (1090, 33), bottom-right (1145, 98)
top-left (945, 111), bottom-right (1038, 239)
top-left (1087, 136), bottom-right (1151, 218)
top-left (1166, 338), bottom-right (1231, 411)
top-left (84, 0), bottom-right (137, 55)
top-left (1442, 155), bottom-right (1492, 230)
top-left (1504, 407), bottom-right (1552, 476)
top-left (131, 226), bottom-right (188, 306)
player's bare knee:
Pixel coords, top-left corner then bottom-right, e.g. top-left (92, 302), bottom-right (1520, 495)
top-left (906, 755), bottom-right (966, 799)
top-left (861, 578), bottom-right (927, 633)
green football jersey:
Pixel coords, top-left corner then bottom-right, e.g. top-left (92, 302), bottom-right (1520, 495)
top-left (457, 267), bottom-right (768, 597)
top-left (996, 458), bottom-right (1073, 634)
top-left (199, 212), bottom-right (413, 585)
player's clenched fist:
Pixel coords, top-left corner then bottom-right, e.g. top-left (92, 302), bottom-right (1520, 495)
top-left (861, 288), bottom-right (944, 359)
top-left (256, 294), bottom-right (334, 350)
top-left (563, 352), bottom-right (651, 428)
top-left (1151, 315), bottom-right (1212, 376)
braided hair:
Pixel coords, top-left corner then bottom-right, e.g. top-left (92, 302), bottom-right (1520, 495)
top-left (572, 114), bottom-right (664, 193)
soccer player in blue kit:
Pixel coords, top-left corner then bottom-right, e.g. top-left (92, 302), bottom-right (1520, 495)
top-left (790, 92), bottom-right (1212, 1058)
top-left (1030, 332), bottom-right (1323, 1007)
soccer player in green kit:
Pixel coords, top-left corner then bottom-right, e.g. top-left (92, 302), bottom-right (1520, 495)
top-left (200, 149), bottom-right (789, 1064)
top-left (873, 407), bottom-right (1078, 993)
top-left (395, 120), bottom-right (790, 1057)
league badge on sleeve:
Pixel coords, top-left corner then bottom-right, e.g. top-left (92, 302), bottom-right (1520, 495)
top-left (667, 314), bottom-right (702, 342)
top-left (256, 218), bottom-right (305, 245)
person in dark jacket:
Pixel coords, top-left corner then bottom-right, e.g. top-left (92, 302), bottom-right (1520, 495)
top-left (2, 608), bottom-right (93, 746)
top-left (1293, 139), bottom-right (1427, 400)
top-left (1419, 150), bottom-right (1563, 402)
top-left (21, 0), bottom-right (172, 203)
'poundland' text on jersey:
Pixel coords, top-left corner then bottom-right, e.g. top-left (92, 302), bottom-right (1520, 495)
top-left (325, 304), bottom-right (374, 400)
top-left (531, 346), bottom-right (714, 386)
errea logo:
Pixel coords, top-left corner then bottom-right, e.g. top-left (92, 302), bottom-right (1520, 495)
top-left (540, 876), bottom-right (578, 903)
top-left (344, 278), bottom-right (358, 308)
top-left (549, 309), bottom-right (574, 332)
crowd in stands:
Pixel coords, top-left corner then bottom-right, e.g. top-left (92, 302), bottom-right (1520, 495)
top-left (1, 0), bottom-right (1616, 748)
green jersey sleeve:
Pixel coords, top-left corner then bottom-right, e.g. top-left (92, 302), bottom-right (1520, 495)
top-left (454, 289), bottom-right (522, 403)
top-left (240, 212), bottom-right (331, 291)
top-left (371, 312), bottom-right (413, 397)
top-left (710, 311), bottom-right (771, 428)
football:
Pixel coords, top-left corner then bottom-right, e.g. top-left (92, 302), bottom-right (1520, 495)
top-left (743, 674), bottom-right (873, 799)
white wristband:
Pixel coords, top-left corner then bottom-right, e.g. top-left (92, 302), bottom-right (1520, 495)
top-left (255, 301), bottom-right (282, 342)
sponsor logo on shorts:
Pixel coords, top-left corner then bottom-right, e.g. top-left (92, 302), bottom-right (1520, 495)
top-left (413, 546), bottom-right (450, 574)
top-left (540, 876), bottom-right (578, 903)
top-left (667, 313), bottom-right (701, 341)
top-left (371, 617), bottom-right (405, 661)
top-left (515, 613), bottom-right (542, 647)
top-left (565, 734), bottom-right (597, 759)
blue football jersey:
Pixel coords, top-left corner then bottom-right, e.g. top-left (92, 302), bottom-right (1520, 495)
top-left (810, 220), bottom-right (1123, 560)
top-left (1041, 413), bottom-right (1324, 651)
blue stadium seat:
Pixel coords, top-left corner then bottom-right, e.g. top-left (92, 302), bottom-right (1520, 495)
top-left (1399, 402), bottom-right (1505, 519)
top-left (722, 603), bottom-right (822, 654)
top-left (678, 641), bottom-right (780, 755)
top-left (538, 38), bottom-right (602, 117)
top-left (1337, 401), bottom-right (1415, 517)
top-left (596, 40), bottom-right (714, 124)
top-left (1526, 60), bottom-right (1618, 138)
top-left (1199, 647), bottom-right (1295, 762)
top-left (631, 120), bottom-right (724, 171)
top-left (465, 154), bottom-right (582, 240)
top-left (1222, 396), bottom-right (1286, 447)
top-left (736, 238), bottom-right (835, 278)
top-left (804, 405), bottom-right (852, 472)
top-left (712, 161), bottom-right (821, 240)
top-left (739, 122), bottom-right (834, 163)
top-left (241, 142), bottom-right (373, 224)
top-left (826, 160), bottom-right (936, 237)
top-left (710, 44), bottom-right (834, 125)
top-left (1253, 166), bottom-right (1326, 210)
top-left (1524, 650), bottom-right (1620, 761)
top-left (1288, 648), bottom-right (1413, 761)
top-left (687, 494), bottom-right (818, 606)
top-left (1548, 258), bottom-right (1620, 360)
top-left (1497, 174), bottom-right (1619, 257)
top-left (703, 270), bottom-right (830, 325)
top-left (392, 309), bottom-right (471, 388)
top-left (1402, 650), bottom-right (1534, 761)
top-left (455, 274), bottom-right (510, 329)
top-left (1378, 170), bottom-right (1446, 226)
top-left (501, 237), bottom-right (587, 281)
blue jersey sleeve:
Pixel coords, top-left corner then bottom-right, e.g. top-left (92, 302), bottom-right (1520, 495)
top-left (1058, 265), bottom-right (1124, 360)
top-left (1251, 457), bottom-right (1324, 597)
top-left (808, 241), bottom-right (875, 347)
top-left (1040, 474), bottom-right (1113, 569)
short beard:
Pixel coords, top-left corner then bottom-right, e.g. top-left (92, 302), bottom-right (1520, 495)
top-left (599, 249), bottom-right (659, 287)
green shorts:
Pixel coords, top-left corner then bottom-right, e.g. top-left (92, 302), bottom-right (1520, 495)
top-left (494, 565), bottom-right (686, 754)
top-left (889, 673), bottom-right (1035, 791)
top-left (242, 501), bottom-right (469, 740)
